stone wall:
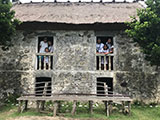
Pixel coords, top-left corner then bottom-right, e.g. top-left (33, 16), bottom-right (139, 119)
top-left (114, 32), bottom-right (160, 103)
top-left (0, 29), bottom-right (160, 105)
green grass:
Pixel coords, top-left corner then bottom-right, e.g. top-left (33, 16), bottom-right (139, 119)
top-left (1, 103), bottom-right (160, 120)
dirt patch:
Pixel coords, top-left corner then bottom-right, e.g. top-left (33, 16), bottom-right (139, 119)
top-left (7, 116), bottom-right (107, 120)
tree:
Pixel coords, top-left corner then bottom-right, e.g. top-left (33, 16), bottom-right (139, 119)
top-left (0, 0), bottom-right (20, 46)
top-left (126, 0), bottom-right (160, 66)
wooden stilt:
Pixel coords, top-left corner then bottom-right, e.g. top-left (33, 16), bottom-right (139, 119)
top-left (122, 101), bottom-right (126, 114)
top-left (104, 101), bottom-right (109, 116)
top-left (108, 101), bottom-right (113, 115)
top-left (57, 101), bottom-right (61, 113)
top-left (89, 100), bottom-right (93, 114)
top-left (36, 101), bottom-right (40, 112)
top-left (71, 100), bottom-right (77, 115)
top-left (53, 101), bottom-right (58, 117)
top-left (24, 100), bottom-right (28, 111)
top-left (18, 100), bottom-right (23, 113)
top-left (128, 101), bottom-right (131, 115)
top-left (41, 101), bottom-right (45, 110)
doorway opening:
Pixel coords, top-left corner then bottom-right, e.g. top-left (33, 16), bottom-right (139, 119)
top-left (97, 77), bottom-right (113, 96)
top-left (35, 77), bottom-right (52, 96)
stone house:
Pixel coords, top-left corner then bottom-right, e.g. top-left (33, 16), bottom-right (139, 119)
top-left (0, 1), bottom-right (160, 104)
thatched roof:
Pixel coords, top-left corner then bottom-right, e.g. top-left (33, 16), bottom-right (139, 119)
top-left (12, 2), bottom-right (143, 24)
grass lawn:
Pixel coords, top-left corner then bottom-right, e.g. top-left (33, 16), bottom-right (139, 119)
top-left (1, 103), bottom-right (160, 120)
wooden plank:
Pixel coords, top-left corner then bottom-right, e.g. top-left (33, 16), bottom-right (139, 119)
top-left (17, 96), bottom-right (132, 102)
top-left (36, 53), bottom-right (54, 56)
top-left (71, 100), bottom-right (77, 115)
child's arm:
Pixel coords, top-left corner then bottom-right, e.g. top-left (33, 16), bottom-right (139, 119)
top-left (104, 52), bottom-right (110, 55)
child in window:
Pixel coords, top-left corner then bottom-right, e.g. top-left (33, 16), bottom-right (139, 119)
top-left (106, 38), bottom-right (113, 52)
top-left (48, 41), bottom-right (54, 53)
top-left (96, 38), bottom-right (104, 53)
top-left (48, 41), bottom-right (53, 69)
top-left (39, 37), bottom-right (48, 53)
top-left (44, 47), bottom-right (49, 69)
top-left (38, 37), bottom-right (48, 69)
top-left (100, 45), bottom-right (110, 70)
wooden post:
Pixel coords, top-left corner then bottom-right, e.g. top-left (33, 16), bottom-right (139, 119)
top-left (128, 101), bottom-right (131, 115)
top-left (57, 101), bottom-right (61, 113)
top-left (104, 101), bottom-right (109, 116)
top-left (53, 101), bottom-right (58, 117)
top-left (44, 56), bottom-right (46, 70)
top-left (89, 101), bottom-right (93, 114)
top-left (36, 101), bottom-right (40, 112)
top-left (109, 56), bottom-right (111, 71)
top-left (48, 56), bottom-right (50, 70)
top-left (104, 83), bottom-right (108, 96)
top-left (18, 100), bottom-right (23, 113)
top-left (108, 101), bottom-right (113, 115)
top-left (71, 100), bottom-right (77, 115)
top-left (41, 101), bottom-right (45, 111)
top-left (43, 82), bottom-right (49, 96)
top-left (39, 56), bottom-right (41, 70)
top-left (99, 56), bottom-right (101, 70)
top-left (104, 55), bottom-right (107, 70)
top-left (24, 100), bottom-right (28, 111)
top-left (122, 101), bottom-right (125, 114)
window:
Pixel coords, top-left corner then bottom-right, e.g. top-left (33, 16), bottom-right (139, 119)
top-left (36, 36), bottom-right (54, 70)
top-left (96, 36), bottom-right (114, 71)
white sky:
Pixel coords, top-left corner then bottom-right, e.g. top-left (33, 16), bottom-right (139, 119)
top-left (19, 0), bottom-right (135, 3)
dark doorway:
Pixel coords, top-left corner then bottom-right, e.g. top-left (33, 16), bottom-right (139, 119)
top-left (97, 77), bottom-right (113, 96)
top-left (35, 77), bottom-right (52, 96)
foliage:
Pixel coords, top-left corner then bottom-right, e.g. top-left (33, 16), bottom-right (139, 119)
top-left (1, 103), bottom-right (160, 120)
top-left (125, 0), bottom-right (160, 66)
top-left (0, 0), bottom-right (20, 46)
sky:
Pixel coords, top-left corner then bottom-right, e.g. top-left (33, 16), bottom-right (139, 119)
top-left (15, 0), bottom-right (146, 8)
top-left (19, 0), bottom-right (136, 3)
